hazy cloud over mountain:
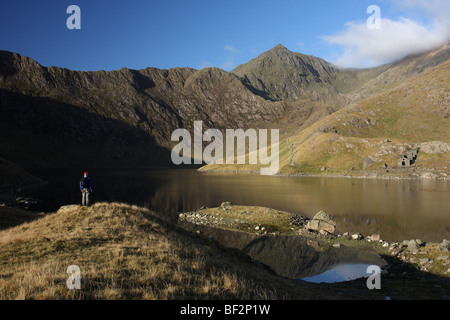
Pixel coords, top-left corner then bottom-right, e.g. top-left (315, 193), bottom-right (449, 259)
top-left (322, 0), bottom-right (450, 67)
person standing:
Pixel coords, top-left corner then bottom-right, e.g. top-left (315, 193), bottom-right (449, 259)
top-left (80, 172), bottom-right (93, 206)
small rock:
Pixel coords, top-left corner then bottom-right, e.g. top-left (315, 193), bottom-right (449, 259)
top-left (58, 205), bottom-right (80, 212)
top-left (419, 258), bottom-right (430, 265)
top-left (371, 234), bottom-right (381, 242)
top-left (415, 239), bottom-right (425, 246)
top-left (382, 242), bottom-right (390, 248)
top-left (352, 233), bottom-right (363, 240)
top-left (436, 256), bottom-right (449, 261)
top-left (220, 202), bottom-right (233, 207)
top-left (333, 243), bottom-right (341, 248)
top-left (342, 232), bottom-right (351, 240)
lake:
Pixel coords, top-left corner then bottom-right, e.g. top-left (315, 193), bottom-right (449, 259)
top-left (27, 168), bottom-right (449, 243)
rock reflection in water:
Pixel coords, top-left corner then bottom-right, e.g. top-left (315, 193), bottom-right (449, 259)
top-left (241, 236), bottom-right (387, 280)
top-left (180, 222), bottom-right (387, 282)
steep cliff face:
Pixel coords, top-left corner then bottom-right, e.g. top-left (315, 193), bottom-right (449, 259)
top-left (0, 51), bottom-right (286, 168)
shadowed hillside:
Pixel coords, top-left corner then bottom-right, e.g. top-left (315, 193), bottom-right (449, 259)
top-left (0, 51), bottom-right (285, 168)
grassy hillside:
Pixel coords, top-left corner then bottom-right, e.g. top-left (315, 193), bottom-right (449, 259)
top-left (0, 202), bottom-right (373, 300)
top-left (201, 46), bottom-right (450, 178)
top-left (280, 59), bottom-right (450, 177)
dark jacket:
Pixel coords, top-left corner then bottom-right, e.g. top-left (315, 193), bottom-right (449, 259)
top-left (80, 177), bottom-right (93, 191)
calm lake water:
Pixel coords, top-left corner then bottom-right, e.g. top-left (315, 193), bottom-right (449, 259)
top-left (28, 168), bottom-right (450, 243)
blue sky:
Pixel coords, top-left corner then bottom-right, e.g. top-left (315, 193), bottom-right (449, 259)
top-left (0, 0), bottom-right (449, 71)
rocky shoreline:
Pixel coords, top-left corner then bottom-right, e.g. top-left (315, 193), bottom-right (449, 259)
top-left (199, 167), bottom-right (449, 180)
top-left (277, 167), bottom-right (449, 180)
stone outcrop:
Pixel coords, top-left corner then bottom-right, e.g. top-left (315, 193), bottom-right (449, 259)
top-left (420, 141), bottom-right (450, 154)
top-left (305, 211), bottom-right (336, 234)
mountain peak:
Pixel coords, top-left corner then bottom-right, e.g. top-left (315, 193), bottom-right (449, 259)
top-left (232, 45), bottom-right (339, 101)
top-left (271, 44), bottom-right (289, 51)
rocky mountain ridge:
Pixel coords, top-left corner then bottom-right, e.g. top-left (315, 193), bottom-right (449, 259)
top-left (0, 42), bottom-right (449, 176)
top-left (0, 51), bottom-right (285, 168)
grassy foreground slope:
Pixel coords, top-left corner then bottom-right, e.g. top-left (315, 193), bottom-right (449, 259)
top-left (0, 202), bottom-right (373, 300)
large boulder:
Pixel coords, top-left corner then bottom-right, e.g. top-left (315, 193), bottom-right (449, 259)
top-left (407, 240), bottom-right (420, 253)
top-left (306, 211), bottom-right (336, 234)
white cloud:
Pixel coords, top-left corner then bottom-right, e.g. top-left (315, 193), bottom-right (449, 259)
top-left (322, 1), bottom-right (450, 68)
top-left (221, 45), bottom-right (239, 70)
top-left (197, 60), bottom-right (215, 70)
top-left (197, 45), bottom-right (239, 71)
top-left (224, 45), bottom-right (238, 54)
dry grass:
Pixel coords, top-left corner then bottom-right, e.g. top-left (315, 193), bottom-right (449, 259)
top-left (0, 202), bottom-right (352, 300)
